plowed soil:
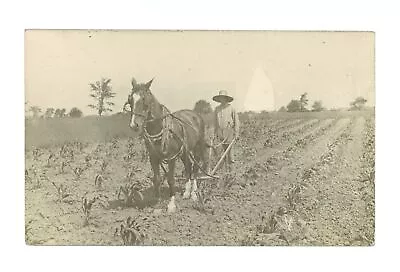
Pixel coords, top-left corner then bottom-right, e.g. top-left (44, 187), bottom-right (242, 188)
top-left (25, 111), bottom-right (375, 246)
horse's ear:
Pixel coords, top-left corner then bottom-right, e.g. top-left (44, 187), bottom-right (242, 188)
top-left (145, 78), bottom-right (154, 90)
top-left (131, 77), bottom-right (137, 87)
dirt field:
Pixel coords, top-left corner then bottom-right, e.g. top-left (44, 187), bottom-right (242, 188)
top-left (25, 111), bottom-right (375, 246)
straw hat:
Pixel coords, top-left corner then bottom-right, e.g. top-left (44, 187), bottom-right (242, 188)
top-left (212, 90), bottom-right (234, 103)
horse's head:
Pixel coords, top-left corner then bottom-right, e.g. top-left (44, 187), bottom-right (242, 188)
top-left (126, 77), bottom-right (155, 134)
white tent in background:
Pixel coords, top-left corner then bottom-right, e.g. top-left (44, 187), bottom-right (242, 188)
top-left (244, 66), bottom-right (275, 112)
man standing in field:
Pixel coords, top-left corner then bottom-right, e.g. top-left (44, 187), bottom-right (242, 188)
top-left (213, 90), bottom-right (240, 167)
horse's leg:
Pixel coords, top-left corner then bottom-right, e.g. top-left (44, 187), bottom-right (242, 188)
top-left (190, 146), bottom-right (204, 202)
top-left (149, 155), bottom-right (161, 200)
top-left (166, 159), bottom-right (177, 213)
top-left (200, 140), bottom-right (210, 174)
top-left (182, 153), bottom-right (193, 199)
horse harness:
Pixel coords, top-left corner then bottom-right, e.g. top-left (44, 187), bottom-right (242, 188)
top-left (128, 104), bottom-right (222, 179)
top-left (141, 105), bottom-right (191, 165)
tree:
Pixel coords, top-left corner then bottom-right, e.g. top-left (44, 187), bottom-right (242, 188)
top-left (278, 106), bottom-right (287, 112)
top-left (350, 96), bottom-right (367, 110)
top-left (311, 101), bottom-right (325, 112)
top-left (54, 108), bottom-right (67, 118)
top-left (299, 92), bottom-right (309, 112)
top-left (287, 100), bottom-right (302, 112)
top-left (69, 107), bottom-right (83, 118)
top-left (54, 109), bottom-right (61, 118)
top-left (29, 106), bottom-right (42, 118)
top-left (88, 78), bottom-right (116, 116)
top-left (60, 108), bottom-right (67, 118)
top-left (44, 108), bottom-right (55, 119)
top-left (193, 100), bottom-right (213, 115)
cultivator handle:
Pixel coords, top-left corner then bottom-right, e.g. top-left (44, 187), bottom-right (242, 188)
top-left (210, 138), bottom-right (236, 176)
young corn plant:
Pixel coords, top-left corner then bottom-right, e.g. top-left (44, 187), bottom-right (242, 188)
top-left (25, 169), bottom-right (31, 183)
top-left (31, 167), bottom-right (48, 189)
top-left (100, 159), bottom-right (108, 173)
top-left (73, 166), bottom-right (85, 181)
top-left (32, 148), bottom-right (42, 161)
top-left (257, 211), bottom-right (278, 234)
top-left (286, 183), bottom-right (302, 210)
top-left (124, 165), bottom-right (142, 181)
top-left (85, 155), bottom-right (92, 168)
top-left (60, 144), bottom-right (74, 160)
top-left (81, 195), bottom-right (99, 226)
top-left (46, 153), bottom-right (56, 168)
top-left (60, 161), bottom-right (70, 174)
top-left (111, 137), bottom-right (119, 149)
top-left (94, 174), bottom-right (106, 190)
top-left (52, 182), bottom-right (71, 202)
top-left (118, 183), bottom-right (144, 207)
top-left (116, 216), bottom-right (147, 245)
top-left (193, 181), bottom-right (213, 214)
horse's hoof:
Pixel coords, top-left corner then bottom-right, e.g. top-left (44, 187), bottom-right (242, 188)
top-left (182, 180), bottom-right (192, 199)
top-left (191, 192), bottom-right (198, 202)
top-left (190, 179), bottom-right (198, 201)
top-left (183, 191), bottom-right (190, 199)
top-left (167, 196), bottom-right (176, 213)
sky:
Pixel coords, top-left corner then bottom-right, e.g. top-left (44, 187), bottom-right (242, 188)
top-left (25, 30), bottom-right (374, 115)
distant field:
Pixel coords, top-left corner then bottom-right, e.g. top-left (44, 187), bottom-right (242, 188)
top-left (25, 114), bottom-right (134, 149)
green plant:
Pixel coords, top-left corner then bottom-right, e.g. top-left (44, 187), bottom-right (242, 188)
top-left (52, 182), bottom-right (71, 202)
top-left (118, 183), bottom-right (144, 207)
top-left (88, 78), bottom-right (116, 116)
top-left (46, 153), bottom-right (56, 167)
top-left (81, 195), bottom-right (99, 226)
top-left (73, 167), bottom-right (85, 180)
top-left (286, 183), bottom-right (302, 210)
top-left (94, 174), bottom-right (105, 189)
top-left (257, 211), bottom-right (278, 234)
top-left (32, 148), bottom-right (42, 161)
top-left (100, 159), bottom-right (108, 172)
top-left (117, 216), bottom-right (147, 245)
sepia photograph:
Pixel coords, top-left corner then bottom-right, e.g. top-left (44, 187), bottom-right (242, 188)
top-left (25, 30), bottom-right (375, 246)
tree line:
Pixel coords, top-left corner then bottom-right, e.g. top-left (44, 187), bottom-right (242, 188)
top-left (26, 106), bottom-right (83, 119)
top-left (278, 92), bottom-right (368, 112)
top-left (26, 77), bottom-right (370, 119)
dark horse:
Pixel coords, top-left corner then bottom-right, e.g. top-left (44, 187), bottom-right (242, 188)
top-left (125, 78), bottom-right (209, 213)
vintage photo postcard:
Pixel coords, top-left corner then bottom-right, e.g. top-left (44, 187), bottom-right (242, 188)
top-left (25, 30), bottom-right (375, 246)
